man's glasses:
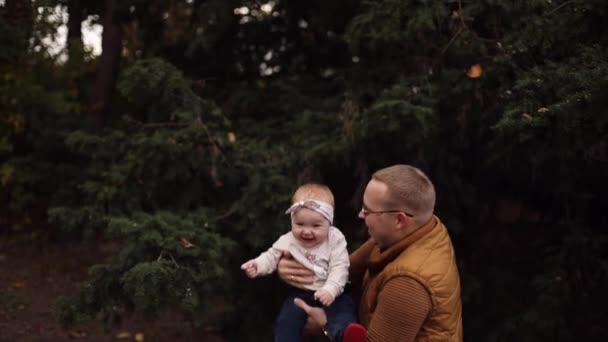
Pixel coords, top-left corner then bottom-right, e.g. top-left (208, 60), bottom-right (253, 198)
top-left (360, 205), bottom-right (414, 218)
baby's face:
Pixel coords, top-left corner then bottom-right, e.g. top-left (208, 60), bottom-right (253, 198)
top-left (290, 207), bottom-right (330, 248)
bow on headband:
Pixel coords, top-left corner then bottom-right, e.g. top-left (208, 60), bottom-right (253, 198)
top-left (285, 200), bottom-right (334, 224)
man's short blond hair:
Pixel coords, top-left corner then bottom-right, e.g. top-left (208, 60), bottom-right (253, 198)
top-left (292, 183), bottom-right (335, 207)
top-left (372, 165), bottom-right (435, 222)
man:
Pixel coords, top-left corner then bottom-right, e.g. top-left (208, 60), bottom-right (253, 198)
top-left (279, 164), bottom-right (463, 341)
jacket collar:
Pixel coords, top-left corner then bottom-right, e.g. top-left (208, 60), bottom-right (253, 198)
top-left (367, 216), bottom-right (437, 274)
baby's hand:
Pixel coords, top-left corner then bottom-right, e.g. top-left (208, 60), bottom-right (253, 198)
top-left (314, 289), bottom-right (334, 306)
top-left (240, 260), bottom-right (258, 278)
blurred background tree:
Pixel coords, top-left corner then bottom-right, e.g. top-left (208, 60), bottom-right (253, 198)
top-left (1, 0), bottom-right (607, 340)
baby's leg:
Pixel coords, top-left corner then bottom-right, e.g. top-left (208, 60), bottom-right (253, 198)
top-left (275, 292), bottom-right (314, 342)
top-left (324, 294), bottom-right (358, 341)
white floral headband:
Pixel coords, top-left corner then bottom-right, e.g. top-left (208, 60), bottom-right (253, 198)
top-left (285, 199), bottom-right (334, 224)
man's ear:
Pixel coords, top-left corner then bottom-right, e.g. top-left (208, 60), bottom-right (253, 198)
top-left (394, 212), bottom-right (409, 230)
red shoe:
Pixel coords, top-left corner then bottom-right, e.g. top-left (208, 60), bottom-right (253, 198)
top-left (343, 323), bottom-right (367, 342)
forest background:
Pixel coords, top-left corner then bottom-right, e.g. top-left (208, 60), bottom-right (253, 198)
top-left (1, 0), bottom-right (607, 341)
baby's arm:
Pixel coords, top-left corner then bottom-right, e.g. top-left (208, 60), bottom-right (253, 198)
top-left (316, 229), bottom-right (350, 306)
top-left (241, 233), bottom-right (290, 277)
top-left (314, 288), bottom-right (334, 306)
top-left (253, 247), bottom-right (283, 275)
top-left (240, 260), bottom-right (259, 278)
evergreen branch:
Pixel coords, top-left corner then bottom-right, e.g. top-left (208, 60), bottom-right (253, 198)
top-left (215, 204), bottom-right (238, 221)
top-left (436, 0), bottom-right (466, 61)
top-left (438, 26), bottom-right (464, 58)
top-left (140, 117), bottom-right (229, 167)
top-left (457, 0), bottom-right (465, 28)
top-left (194, 117), bottom-right (227, 162)
top-left (142, 122), bottom-right (190, 128)
top-left (435, 0), bottom-right (499, 65)
top-left (547, 0), bottom-right (576, 16)
top-left (156, 250), bottom-right (179, 267)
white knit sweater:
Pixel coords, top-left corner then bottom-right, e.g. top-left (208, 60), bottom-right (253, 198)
top-left (254, 226), bottom-right (350, 300)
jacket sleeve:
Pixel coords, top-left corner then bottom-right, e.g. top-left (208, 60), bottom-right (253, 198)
top-left (366, 276), bottom-right (431, 341)
top-left (320, 228), bottom-right (350, 299)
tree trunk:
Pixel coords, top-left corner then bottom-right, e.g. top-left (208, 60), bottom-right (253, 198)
top-left (66, 0), bottom-right (85, 59)
top-left (2, 0), bottom-right (34, 65)
top-left (89, 0), bottom-right (123, 129)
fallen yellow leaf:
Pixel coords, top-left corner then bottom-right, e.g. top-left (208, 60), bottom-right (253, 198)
top-left (227, 131), bottom-right (237, 143)
top-left (67, 330), bottom-right (87, 339)
top-left (537, 107), bottom-right (549, 113)
top-left (466, 64), bottom-right (483, 78)
top-left (1, 165), bottom-right (15, 186)
top-left (115, 331), bottom-right (131, 339)
top-left (179, 238), bottom-right (194, 249)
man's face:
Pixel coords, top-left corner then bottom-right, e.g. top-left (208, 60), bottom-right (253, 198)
top-left (290, 207), bottom-right (331, 248)
top-left (359, 179), bottom-right (398, 249)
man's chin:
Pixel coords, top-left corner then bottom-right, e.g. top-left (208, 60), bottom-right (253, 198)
top-left (368, 235), bottom-right (386, 249)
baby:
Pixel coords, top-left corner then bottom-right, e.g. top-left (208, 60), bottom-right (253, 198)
top-left (241, 183), bottom-right (358, 341)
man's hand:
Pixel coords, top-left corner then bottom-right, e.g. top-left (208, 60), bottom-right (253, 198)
top-left (294, 298), bottom-right (327, 335)
top-left (240, 260), bottom-right (258, 278)
top-left (277, 251), bottom-right (314, 288)
top-left (314, 289), bottom-right (334, 306)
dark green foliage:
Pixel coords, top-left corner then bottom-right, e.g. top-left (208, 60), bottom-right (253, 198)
top-left (57, 210), bottom-right (234, 326)
top-left (0, 27), bottom-right (84, 231)
top-left (2, 0), bottom-right (608, 340)
top-left (117, 58), bottom-right (227, 124)
top-left (49, 59), bottom-right (240, 328)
